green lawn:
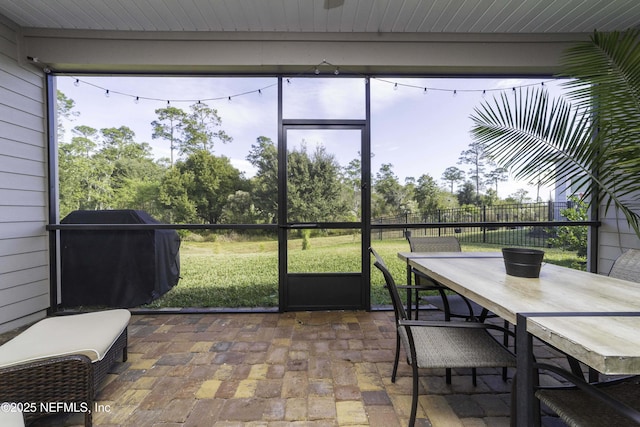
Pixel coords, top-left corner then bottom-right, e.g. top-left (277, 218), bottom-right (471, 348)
top-left (143, 234), bottom-right (585, 309)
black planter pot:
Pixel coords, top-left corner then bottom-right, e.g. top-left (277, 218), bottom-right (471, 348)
top-left (502, 248), bottom-right (544, 278)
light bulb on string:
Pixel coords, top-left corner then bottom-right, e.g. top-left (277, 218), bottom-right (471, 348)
top-left (66, 63), bottom-right (556, 109)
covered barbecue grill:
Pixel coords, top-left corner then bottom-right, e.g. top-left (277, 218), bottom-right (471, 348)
top-left (60, 210), bottom-right (180, 307)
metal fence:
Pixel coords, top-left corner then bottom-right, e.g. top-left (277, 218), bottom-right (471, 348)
top-left (372, 202), bottom-right (576, 248)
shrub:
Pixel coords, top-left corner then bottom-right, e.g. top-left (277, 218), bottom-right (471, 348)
top-left (548, 197), bottom-right (588, 257)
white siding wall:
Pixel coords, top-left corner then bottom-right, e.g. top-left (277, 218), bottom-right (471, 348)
top-left (598, 203), bottom-right (640, 275)
top-left (0, 15), bottom-right (49, 333)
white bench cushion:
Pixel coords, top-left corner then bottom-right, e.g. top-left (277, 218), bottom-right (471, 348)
top-left (0, 309), bottom-right (130, 369)
top-left (0, 407), bottom-right (25, 427)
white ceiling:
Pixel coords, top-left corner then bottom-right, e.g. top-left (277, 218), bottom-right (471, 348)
top-left (0, 0), bottom-right (639, 34)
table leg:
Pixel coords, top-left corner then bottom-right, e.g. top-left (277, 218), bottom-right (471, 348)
top-left (516, 314), bottom-right (536, 427)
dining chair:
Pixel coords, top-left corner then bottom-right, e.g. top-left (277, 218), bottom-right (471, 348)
top-left (407, 236), bottom-right (512, 370)
top-left (532, 364), bottom-right (640, 427)
top-left (407, 236), bottom-right (490, 321)
top-left (370, 247), bottom-right (516, 427)
top-left (528, 248), bottom-right (640, 427)
top-left (608, 248), bottom-right (640, 281)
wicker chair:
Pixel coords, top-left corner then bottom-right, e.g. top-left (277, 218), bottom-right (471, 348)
top-left (608, 248), bottom-right (640, 281)
top-left (407, 236), bottom-right (490, 321)
top-left (408, 236), bottom-right (513, 383)
top-left (370, 247), bottom-right (516, 427)
top-left (530, 249), bottom-right (640, 427)
top-left (533, 365), bottom-right (640, 427)
top-left (408, 236), bottom-right (508, 383)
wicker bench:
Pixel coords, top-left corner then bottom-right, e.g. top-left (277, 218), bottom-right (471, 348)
top-left (0, 309), bottom-right (131, 427)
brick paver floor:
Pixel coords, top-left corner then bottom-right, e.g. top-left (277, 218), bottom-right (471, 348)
top-left (3, 309), bottom-right (573, 426)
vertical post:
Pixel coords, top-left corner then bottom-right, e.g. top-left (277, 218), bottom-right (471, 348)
top-left (405, 258), bottom-right (413, 320)
top-left (46, 73), bottom-right (59, 313)
top-left (516, 313), bottom-right (535, 427)
top-left (277, 77), bottom-right (286, 312)
top-left (363, 76), bottom-right (372, 311)
top-left (588, 202), bottom-right (599, 273)
top-left (482, 205), bottom-right (487, 243)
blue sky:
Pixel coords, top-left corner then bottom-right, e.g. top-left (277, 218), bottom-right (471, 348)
top-left (56, 74), bottom-right (565, 200)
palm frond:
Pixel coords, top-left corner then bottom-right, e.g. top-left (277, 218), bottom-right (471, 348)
top-left (472, 88), bottom-right (587, 195)
top-left (562, 30), bottom-right (640, 119)
top-left (470, 28), bottom-right (640, 239)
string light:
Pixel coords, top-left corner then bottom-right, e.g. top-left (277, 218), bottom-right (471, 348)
top-left (62, 59), bottom-right (557, 107)
top-left (374, 73), bottom-right (554, 98)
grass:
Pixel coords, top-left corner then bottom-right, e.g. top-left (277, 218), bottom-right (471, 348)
top-left (143, 233), bottom-right (585, 309)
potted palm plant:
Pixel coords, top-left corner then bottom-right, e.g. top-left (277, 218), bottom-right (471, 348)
top-left (470, 29), bottom-right (640, 239)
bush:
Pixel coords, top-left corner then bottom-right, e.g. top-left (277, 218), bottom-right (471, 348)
top-left (548, 197), bottom-right (588, 257)
top-left (301, 229), bottom-right (311, 250)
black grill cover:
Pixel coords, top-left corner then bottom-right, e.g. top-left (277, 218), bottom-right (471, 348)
top-left (60, 210), bottom-right (180, 308)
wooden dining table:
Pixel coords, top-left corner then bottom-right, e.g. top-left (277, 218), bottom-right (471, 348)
top-left (402, 253), bottom-right (640, 426)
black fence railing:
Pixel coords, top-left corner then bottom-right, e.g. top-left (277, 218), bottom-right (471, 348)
top-left (378, 202), bottom-right (571, 225)
top-left (371, 202), bottom-right (588, 248)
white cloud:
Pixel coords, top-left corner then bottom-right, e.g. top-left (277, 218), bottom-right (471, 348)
top-left (230, 158), bottom-right (258, 178)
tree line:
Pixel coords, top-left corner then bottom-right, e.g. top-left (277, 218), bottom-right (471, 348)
top-left (57, 91), bottom-right (534, 225)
